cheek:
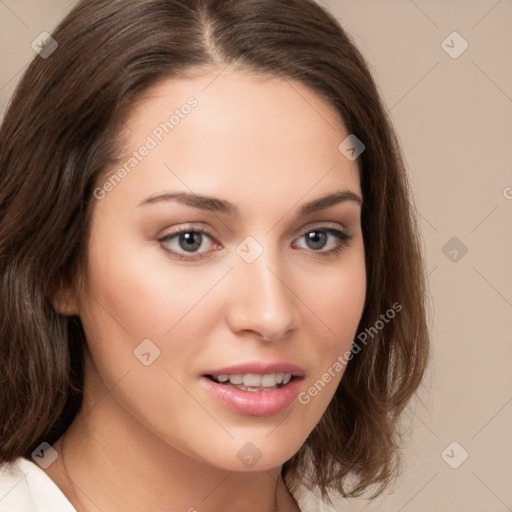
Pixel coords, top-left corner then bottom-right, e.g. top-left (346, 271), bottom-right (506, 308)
top-left (322, 271), bottom-right (366, 351)
top-left (297, 245), bottom-right (366, 408)
top-left (315, 245), bottom-right (366, 349)
top-left (81, 230), bottom-right (224, 342)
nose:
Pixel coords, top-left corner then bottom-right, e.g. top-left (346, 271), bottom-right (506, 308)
top-left (225, 247), bottom-right (301, 341)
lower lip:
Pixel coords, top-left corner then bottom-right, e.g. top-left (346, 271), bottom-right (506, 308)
top-left (201, 376), bottom-right (303, 417)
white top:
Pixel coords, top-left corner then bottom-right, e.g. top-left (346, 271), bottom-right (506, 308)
top-left (0, 457), bottom-right (337, 512)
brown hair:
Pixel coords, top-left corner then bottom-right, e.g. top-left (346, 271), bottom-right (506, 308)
top-left (0, 0), bottom-right (429, 502)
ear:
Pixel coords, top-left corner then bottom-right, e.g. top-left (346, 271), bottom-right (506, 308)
top-left (51, 277), bottom-right (80, 316)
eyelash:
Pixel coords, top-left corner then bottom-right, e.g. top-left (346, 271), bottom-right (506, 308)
top-left (158, 226), bottom-right (354, 262)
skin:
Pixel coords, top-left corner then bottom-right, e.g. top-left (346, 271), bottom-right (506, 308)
top-left (47, 69), bottom-right (366, 512)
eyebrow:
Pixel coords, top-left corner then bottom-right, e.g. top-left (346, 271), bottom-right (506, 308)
top-left (138, 190), bottom-right (362, 216)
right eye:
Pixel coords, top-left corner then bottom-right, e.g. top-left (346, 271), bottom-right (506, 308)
top-left (159, 227), bottom-right (220, 261)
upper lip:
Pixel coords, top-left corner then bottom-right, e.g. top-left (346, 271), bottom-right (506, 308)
top-left (203, 361), bottom-right (305, 377)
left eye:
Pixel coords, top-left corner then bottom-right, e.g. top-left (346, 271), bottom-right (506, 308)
top-left (294, 228), bottom-right (351, 252)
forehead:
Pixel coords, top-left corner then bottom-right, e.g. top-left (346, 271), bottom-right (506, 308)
top-left (105, 70), bottom-right (361, 210)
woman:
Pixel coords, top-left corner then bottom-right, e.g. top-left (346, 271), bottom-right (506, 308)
top-left (0, 0), bottom-right (429, 510)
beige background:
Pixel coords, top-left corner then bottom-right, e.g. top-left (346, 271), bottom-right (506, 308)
top-left (1, 1), bottom-right (511, 511)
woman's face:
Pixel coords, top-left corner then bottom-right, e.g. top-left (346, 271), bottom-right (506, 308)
top-left (72, 70), bottom-right (366, 471)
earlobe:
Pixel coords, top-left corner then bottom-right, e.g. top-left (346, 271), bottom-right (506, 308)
top-left (51, 279), bottom-right (80, 316)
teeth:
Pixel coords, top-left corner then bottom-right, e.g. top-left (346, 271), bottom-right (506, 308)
top-left (213, 373), bottom-right (293, 388)
top-left (260, 374), bottom-right (277, 387)
top-left (243, 374), bottom-right (261, 387)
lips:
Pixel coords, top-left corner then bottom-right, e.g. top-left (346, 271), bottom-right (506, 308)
top-left (201, 361), bottom-right (305, 416)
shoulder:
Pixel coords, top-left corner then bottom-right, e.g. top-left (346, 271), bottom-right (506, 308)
top-left (0, 457), bottom-right (76, 512)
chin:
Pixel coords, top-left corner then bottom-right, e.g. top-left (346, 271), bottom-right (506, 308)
top-left (189, 426), bottom-right (310, 473)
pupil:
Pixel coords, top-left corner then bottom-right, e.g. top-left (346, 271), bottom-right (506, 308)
top-left (180, 232), bottom-right (202, 252)
top-left (307, 231), bottom-right (327, 250)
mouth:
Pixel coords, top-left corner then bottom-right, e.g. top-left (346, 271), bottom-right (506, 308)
top-left (200, 362), bottom-right (305, 416)
top-left (204, 372), bottom-right (297, 392)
